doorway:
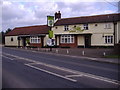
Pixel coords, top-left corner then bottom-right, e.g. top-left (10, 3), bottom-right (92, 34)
top-left (84, 35), bottom-right (91, 48)
top-left (22, 38), bottom-right (26, 47)
top-left (41, 37), bottom-right (44, 47)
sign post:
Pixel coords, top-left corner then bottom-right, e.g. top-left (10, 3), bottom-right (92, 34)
top-left (47, 16), bottom-right (54, 51)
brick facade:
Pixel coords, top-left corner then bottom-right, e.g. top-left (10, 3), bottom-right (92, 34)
top-left (29, 43), bottom-right (42, 47)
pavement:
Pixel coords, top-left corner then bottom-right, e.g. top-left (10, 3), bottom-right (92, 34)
top-left (8, 47), bottom-right (120, 65)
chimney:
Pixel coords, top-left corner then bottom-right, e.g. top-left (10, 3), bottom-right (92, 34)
top-left (55, 11), bottom-right (61, 20)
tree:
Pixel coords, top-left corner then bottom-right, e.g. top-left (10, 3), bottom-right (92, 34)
top-left (0, 28), bottom-right (12, 45)
top-left (5, 28), bottom-right (12, 34)
top-left (0, 31), bottom-right (5, 44)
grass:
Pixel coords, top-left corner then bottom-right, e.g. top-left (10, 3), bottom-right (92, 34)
top-left (104, 55), bottom-right (120, 58)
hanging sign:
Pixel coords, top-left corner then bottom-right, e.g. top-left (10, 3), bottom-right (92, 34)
top-left (49, 30), bottom-right (53, 38)
top-left (47, 39), bottom-right (55, 46)
top-left (47, 16), bottom-right (54, 27)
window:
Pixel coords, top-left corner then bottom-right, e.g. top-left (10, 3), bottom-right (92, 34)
top-left (11, 37), bottom-right (13, 41)
top-left (74, 25), bottom-right (76, 28)
top-left (64, 25), bottom-right (69, 31)
top-left (83, 24), bottom-right (88, 30)
top-left (104, 36), bottom-right (113, 44)
top-left (55, 27), bottom-right (58, 29)
top-left (95, 24), bottom-right (97, 26)
top-left (30, 36), bottom-right (41, 43)
top-left (104, 23), bottom-right (111, 29)
top-left (61, 35), bottom-right (74, 43)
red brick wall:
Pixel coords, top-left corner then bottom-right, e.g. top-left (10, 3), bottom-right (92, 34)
top-left (30, 43), bottom-right (42, 47)
top-left (59, 35), bottom-right (77, 48)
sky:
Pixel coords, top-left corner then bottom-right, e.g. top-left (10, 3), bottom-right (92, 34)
top-left (1, 0), bottom-right (119, 32)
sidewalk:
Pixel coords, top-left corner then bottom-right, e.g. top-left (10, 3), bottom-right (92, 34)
top-left (13, 47), bottom-right (120, 64)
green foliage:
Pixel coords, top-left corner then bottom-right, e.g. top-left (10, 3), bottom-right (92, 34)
top-left (26, 38), bottom-right (30, 44)
top-left (49, 30), bottom-right (53, 38)
top-left (0, 28), bottom-right (12, 44)
top-left (104, 55), bottom-right (120, 58)
top-left (5, 28), bottom-right (12, 34)
top-left (0, 31), bottom-right (5, 44)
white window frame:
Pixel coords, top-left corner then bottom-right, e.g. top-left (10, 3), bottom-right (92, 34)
top-left (30, 36), bottom-right (41, 43)
top-left (60, 35), bottom-right (74, 43)
top-left (104, 36), bottom-right (113, 44)
top-left (83, 24), bottom-right (88, 30)
top-left (104, 23), bottom-right (111, 29)
top-left (64, 25), bottom-right (69, 31)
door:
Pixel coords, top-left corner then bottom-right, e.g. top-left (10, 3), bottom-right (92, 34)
top-left (41, 37), bottom-right (44, 47)
top-left (84, 35), bottom-right (91, 48)
top-left (22, 38), bottom-right (26, 47)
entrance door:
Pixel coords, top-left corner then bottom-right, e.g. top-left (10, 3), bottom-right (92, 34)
top-left (41, 37), bottom-right (44, 47)
top-left (23, 38), bottom-right (26, 47)
top-left (17, 37), bottom-right (20, 47)
top-left (84, 35), bottom-right (91, 48)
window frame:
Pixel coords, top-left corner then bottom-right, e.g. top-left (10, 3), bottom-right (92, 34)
top-left (104, 36), bottom-right (113, 44)
top-left (104, 23), bottom-right (111, 29)
top-left (83, 24), bottom-right (88, 30)
top-left (30, 36), bottom-right (41, 43)
top-left (64, 25), bottom-right (69, 31)
top-left (60, 35), bottom-right (74, 44)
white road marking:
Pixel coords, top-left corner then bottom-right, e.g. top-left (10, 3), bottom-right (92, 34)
top-left (3, 52), bottom-right (38, 63)
top-left (65, 74), bottom-right (83, 78)
top-left (2, 55), bottom-right (14, 60)
top-left (21, 54), bottom-right (118, 73)
top-left (11, 52), bottom-right (118, 72)
top-left (2, 52), bottom-right (120, 85)
top-left (24, 64), bottom-right (77, 82)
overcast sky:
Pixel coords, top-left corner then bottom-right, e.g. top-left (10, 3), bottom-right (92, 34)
top-left (1, 0), bottom-right (119, 32)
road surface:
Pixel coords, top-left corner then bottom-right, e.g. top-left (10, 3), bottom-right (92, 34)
top-left (2, 47), bottom-right (120, 88)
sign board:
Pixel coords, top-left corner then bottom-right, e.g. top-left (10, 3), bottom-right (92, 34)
top-left (47, 39), bottom-right (55, 46)
top-left (47, 16), bottom-right (54, 27)
top-left (49, 30), bottom-right (53, 38)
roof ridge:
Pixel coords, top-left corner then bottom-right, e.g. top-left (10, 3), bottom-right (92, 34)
top-left (15, 24), bottom-right (47, 29)
top-left (61, 13), bottom-right (120, 20)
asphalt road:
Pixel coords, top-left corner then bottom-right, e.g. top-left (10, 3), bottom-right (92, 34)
top-left (2, 47), bottom-right (120, 88)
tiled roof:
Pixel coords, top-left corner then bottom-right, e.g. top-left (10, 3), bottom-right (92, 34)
top-left (55, 13), bottom-right (120, 26)
top-left (6, 25), bottom-right (50, 36)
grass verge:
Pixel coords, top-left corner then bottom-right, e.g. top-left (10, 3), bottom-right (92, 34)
top-left (104, 55), bottom-right (120, 58)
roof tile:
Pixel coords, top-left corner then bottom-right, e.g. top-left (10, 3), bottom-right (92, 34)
top-left (55, 13), bottom-right (120, 26)
top-left (6, 25), bottom-right (50, 36)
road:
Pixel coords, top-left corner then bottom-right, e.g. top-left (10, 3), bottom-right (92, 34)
top-left (2, 47), bottom-right (120, 88)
